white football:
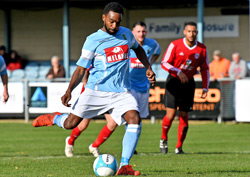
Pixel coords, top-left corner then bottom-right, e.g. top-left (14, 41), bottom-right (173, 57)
top-left (93, 154), bottom-right (118, 176)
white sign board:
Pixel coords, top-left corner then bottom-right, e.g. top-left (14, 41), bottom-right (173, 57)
top-left (235, 80), bottom-right (250, 122)
top-left (0, 82), bottom-right (24, 113)
top-left (29, 82), bottom-right (83, 113)
top-left (145, 16), bottom-right (239, 39)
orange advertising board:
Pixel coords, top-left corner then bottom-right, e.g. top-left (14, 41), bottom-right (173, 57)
top-left (149, 81), bottom-right (221, 118)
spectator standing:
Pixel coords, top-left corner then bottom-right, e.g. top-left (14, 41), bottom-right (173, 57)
top-left (0, 55), bottom-right (9, 103)
top-left (7, 50), bottom-right (22, 71)
top-left (209, 50), bottom-right (230, 80)
top-left (229, 52), bottom-right (247, 79)
top-left (46, 56), bottom-right (65, 79)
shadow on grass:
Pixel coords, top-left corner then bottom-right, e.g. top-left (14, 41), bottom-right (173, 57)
top-left (189, 151), bottom-right (250, 155)
top-left (184, 169), bottom-right (250, 175)
top-left (137, 151), bottom-right (250, 156)
top-left (148, 169), bottom-right (250, 175)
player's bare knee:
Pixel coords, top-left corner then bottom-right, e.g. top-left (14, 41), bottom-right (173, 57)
top-left (166, 112), bottom-right (175, 121)
top-left (64, 118), bottom-right (80, 129)
top-left (166, 109), bottom-right (176, 120)
top-left (167, 114), bottom-right (175, 121)
top-left (179, 111), bottom-right (188, 117)
top-left (63, 114), bottom-right (82, 129)
top-left (124, 110), bottom-right (140, 124)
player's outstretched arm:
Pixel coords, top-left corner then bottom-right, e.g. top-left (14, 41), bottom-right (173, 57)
top-left (1, 74), bottom-right (9, 103)
top-left (150, 54), bottom-right (160, 66)
top-left (61, 66), bottom-right (86, 107)
top-left (82, 69), bottom-right (90, 86)
top-left (133, 45), bottom-right (156, 85)
top-left (133, 45), bottom-right (150, 69)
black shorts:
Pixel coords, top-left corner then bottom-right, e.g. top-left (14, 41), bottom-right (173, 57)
top-left (164, 75), bottom-right (195, 112)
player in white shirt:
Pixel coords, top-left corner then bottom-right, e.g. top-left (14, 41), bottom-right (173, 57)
top-left (33, 2), bottom-right (155, 176)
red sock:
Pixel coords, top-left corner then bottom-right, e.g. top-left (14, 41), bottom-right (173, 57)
top-left (176, 114), bottom-right (189, 148)
top-left (92, 125), bottom-right (113, 148)
top-left (68, 126), bottom-right (82, 145)
top-left (161, 115), bottom-right (173, 140)
top-left (80, 85), bottom-right (85, 94)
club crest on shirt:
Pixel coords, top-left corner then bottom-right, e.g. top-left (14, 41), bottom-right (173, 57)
top-left (185, 59), bottom-right (192, 66)
top-left (180, 59), bottom-right (193, 70)
top-left (130, 58), bottom-right (145, 68)
top-left (105, 45), bottom-right (129, 63)
top-left (122, 34), bottom-right (127, 40)
top-left (194, 53), bottom-right (200, 59)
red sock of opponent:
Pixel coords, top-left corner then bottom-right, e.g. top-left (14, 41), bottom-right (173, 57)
top-left (68, 126), bottom-right (82, 145)
top-left (92, 125), bottom-right (113, 148)
top-left (161, 115), bottom-right (173, 140)
top-left (176, 114), bottom-right (189, 148)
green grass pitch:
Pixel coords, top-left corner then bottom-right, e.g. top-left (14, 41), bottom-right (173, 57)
top-left (0, 120), bottom-right (250, 177)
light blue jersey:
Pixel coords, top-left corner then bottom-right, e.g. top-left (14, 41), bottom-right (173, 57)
top-left (77, 27), bottom-right (139, 93)
top-left (129, 38), bottom-right (161, 93)
top-left (0, 56), bottom-right (7, 75)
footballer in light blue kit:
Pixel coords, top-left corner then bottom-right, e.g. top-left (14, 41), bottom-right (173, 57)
top-left (62, 22), bottom-right (161, 158)
top-left (130, 21), bottom-right (161, 118)
top-left (0, 56), bottom-right (7, 76)
top-left (33, 2), bottom-right (156, 176)
top-left (0, 55), bottom-right (9, 103)
top-left (76, 26), bottom-right (136, 93)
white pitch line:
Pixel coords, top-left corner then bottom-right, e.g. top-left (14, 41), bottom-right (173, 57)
top-left (1, 151), bottom-right (250, 161)
top-left (1, 154), bottom-right (95, 161)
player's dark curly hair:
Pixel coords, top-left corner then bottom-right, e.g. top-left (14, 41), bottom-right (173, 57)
top-left (132, 21), bottom-right (147, 29)
top-left (103, 2), bottom-right (124, 15)
top-left (185, 22), bottom-right (197, 27)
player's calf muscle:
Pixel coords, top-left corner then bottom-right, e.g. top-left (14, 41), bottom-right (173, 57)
top-left (183, 126), bottom-right (188, 134)
top-left (64, 115), bottom-right (82, 129)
